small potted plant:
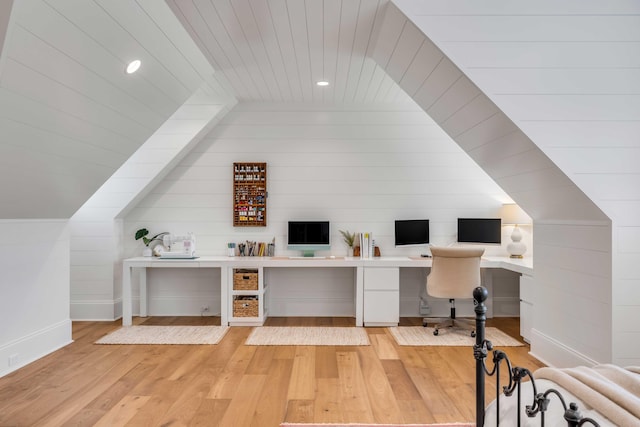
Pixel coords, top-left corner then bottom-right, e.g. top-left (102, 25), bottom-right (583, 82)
top-left (339, 230), bottom-right (356, 257)
top-left (135, 228), bottom-right (168, 257)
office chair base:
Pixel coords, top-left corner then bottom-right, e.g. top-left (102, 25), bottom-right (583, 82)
top-left (423, 318), bottom-right (476, 337)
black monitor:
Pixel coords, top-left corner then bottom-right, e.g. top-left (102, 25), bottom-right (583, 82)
top-left (287, 221), bottom-right (330, 257)
top-left (457, 218), bottom-right (501, 244)
top-left (395, 219), bottom-right (430, 247)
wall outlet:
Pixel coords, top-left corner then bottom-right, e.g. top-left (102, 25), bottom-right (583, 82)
top-left (419, 301), bottom-right (431, 316)
top-left (201, 306), bottom-right (210, 313)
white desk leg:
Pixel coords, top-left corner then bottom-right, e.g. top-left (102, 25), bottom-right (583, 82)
top-left (139, 268), bottom-right (147, 317)
top-left (123, 262), bottom-right (132, 326)
top-left (355, 266), bottom-right (363, 326)
top-left (220, 267), bottom-right (228, 326)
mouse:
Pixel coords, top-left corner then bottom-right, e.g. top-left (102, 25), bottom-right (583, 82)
top-left (329, 255), bottom-right (336, 259)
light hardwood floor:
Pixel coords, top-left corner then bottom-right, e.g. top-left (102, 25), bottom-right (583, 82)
top-left (0, 317), bottom-right (544, 426)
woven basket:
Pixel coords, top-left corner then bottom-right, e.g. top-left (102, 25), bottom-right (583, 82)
top-left (233, 271), bottom-right (258, 290)
top-left (233, 298), bottom-right (259, 317)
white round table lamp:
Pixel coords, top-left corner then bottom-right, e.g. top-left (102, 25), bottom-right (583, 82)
top-left (501, 204), bottom-right (531, 258)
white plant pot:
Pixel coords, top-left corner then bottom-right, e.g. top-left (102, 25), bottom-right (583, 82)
top-left (142, 247), bottom-right (152, 257)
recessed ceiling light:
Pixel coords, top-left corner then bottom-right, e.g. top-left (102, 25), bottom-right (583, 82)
top-left (126, 60), bottom-right (141, 74)
top-left (316, 81), bottom-right (329, 87)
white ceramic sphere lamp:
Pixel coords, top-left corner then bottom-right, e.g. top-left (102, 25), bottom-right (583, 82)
top-left (501, 204), bottom-right (531, 258)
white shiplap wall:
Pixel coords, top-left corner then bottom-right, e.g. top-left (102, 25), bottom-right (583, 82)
top-left (383, 1), bottom-right (613, 366)
top-left (0, 0), bottom-right (214, 219)
top-left (0, 220), bottom-right (72, 377)
top-left (392, 0), bottom-right (640, 366)
top-left (70, 76), bottom-right (237, 320)
top-left (123, 101), bottom-right (522, 316)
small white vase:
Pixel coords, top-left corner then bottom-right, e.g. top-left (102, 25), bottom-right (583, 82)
top-left (142, 247), bottom-right (152, 257)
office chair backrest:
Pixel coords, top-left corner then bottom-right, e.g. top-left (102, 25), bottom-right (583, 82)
top-left (427, 246), bottom-right (485, 299)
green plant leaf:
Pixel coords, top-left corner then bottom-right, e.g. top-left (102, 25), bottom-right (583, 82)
top-left (135, 228), bottom-right (149, 241)
top-left (339, 230), bottom-right (355, 247)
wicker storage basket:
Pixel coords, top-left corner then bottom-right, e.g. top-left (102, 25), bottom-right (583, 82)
top-left (233, 298), bottom-right (259, 317)
top-left (233, 271), bottom-right (258, 290)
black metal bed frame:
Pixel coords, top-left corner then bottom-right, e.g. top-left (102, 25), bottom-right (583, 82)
top-left (473, 286), bottom-right (600, 427)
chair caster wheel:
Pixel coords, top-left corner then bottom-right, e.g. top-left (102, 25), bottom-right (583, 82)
top-left (433, 329), bottom-right (439, 336)
top-left (422, 320), bottom-right (428, 327)
top-left (471, 331), bottom-right (476, 338)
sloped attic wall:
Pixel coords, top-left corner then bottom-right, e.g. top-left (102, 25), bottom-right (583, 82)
top-left (392, 0), bottom-right (640, 367)
top-left (378, 2), bottom-right (613, 366)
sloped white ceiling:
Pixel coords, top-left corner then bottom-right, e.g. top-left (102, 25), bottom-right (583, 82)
top-left (394, 0), bottom-right (639, 224)
top-left (376, 1), bottom-right (607, 222)
top-left (0, 0), bottom-right (214, 218)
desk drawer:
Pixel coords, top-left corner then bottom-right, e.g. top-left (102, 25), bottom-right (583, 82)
top-left (363, 267), bottom-right (399, 291)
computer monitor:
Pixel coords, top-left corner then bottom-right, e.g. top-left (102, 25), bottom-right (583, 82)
top-left (457, 218), bottom-right (501, 244)
top-left (287, 221), bottom-right (331, 257)
top-left (395, 219), bottom-right (430, 247)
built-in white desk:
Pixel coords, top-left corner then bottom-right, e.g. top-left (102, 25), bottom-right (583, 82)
top-left (121, 256), bottom-right (533, 327)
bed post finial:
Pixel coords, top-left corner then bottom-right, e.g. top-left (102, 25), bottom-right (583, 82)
top-left (474, 285), bottom-right (488, 427)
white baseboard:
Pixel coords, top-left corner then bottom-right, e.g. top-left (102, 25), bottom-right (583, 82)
top-left (71, 300), bottom-right (118, 321)
top-left (71, 297), bottom-right (222, 320)
top-left (530, 328), bottom-right (600, 368)
top-left (268, 297), bottom-right (354, 317)
top-left (148, 296), bottom-right (222, 317)
top-left (0, 319), bottom-right (72, 378)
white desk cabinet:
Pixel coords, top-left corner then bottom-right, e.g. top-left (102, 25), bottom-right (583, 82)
top-left (519, 274), bottom-right (534, 343)
top-left (228, 266), bottom-right (267, 326)
top-left (363, 267), bottom-right (399, 326)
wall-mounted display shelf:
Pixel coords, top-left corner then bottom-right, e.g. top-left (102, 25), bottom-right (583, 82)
top-left (233, 162), bottom-right (267, 227)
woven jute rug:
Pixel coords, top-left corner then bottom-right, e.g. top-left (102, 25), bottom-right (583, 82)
top-left (246, 327), bottom-right (370, 346)
top-left (95, 325), bottom-right (229, 345)
top-left (388, 326), bottom-right (523, 346)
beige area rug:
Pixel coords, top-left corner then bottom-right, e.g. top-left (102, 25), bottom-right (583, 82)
top-left (246, 327), bottom-right (370, 346)
top-left (388, 326), bottom-right (523, 347)
top-left (95, 326), bottom-right (229, 345)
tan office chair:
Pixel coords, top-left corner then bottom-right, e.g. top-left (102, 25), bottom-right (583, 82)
top-left (424, 246), bottom-right (485, 336)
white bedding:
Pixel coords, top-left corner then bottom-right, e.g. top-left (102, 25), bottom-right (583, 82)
top-left (483, 378), bottom-right (616, 426)
top-left (484, 362), bottom-right (640, 427)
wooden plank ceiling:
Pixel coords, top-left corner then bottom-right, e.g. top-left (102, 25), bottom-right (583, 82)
top-left (168, 0), bottom-right (410, 104)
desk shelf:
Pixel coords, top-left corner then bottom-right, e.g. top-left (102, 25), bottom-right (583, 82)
top-left (229, 266), bottom-right (267, 326)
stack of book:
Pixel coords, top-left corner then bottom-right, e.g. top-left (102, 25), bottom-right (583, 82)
top-left (359, 232), bottom-right (374, 259)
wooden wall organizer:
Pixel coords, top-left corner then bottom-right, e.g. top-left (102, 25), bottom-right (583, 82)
top-left (233, 162), bottom-right (267, 227)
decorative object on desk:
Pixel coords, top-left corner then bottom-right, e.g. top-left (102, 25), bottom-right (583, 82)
top-left (95, 325), bottom-right (229, 345)
top-left (353, 245), bottom-right (360, 257)
top-left (500, 203), bottom-right (531, 258)
top-left (152, 244), bottom-right (166, 257)
top-left (388, 326), bottom-right (523, 347)
top-left (246, 326), bottom-right (370, 346)
top-left (134, 228), bottom-right (169, 257)
top-left (227, 242), bottom-right (236, 256)
top-left (339, 229), bottom-right (356, 256)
